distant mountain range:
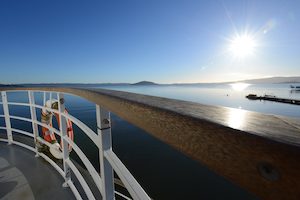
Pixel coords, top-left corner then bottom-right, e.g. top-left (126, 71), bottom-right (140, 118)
top-left (0, 76), bottom-right (299, 87)
top-left (236, 76), bottom-right (300, 84)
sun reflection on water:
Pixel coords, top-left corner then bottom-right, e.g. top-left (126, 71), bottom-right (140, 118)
top-left (227, 108), bottom-right (247, 129)
top-left (230, 83), bottom-right (250, 91)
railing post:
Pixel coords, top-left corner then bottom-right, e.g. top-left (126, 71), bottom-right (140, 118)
top-left (28, 91), bottom-right (40, 157)
top-left (1, 91), bottom-right (13, 144)
top-left (58, 93), bottom-right (71, 187)
top-left (43, 91), bottom-right (46, 106)
top-left (96, 105), bottom-right (115, 200)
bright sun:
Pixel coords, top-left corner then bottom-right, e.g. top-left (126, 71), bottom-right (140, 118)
top-left (229, 34), bottom-right (257, 58)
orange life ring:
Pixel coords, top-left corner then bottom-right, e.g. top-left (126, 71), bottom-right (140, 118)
top-left (41, 99), bottom-right (74, 153)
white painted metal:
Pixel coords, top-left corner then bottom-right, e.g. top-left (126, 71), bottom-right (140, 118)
top-left (9, 115), bottom-right (32, 123)
top-left (31, 139), bottom-right (67, 186)
top-left (0, 126), bottom-right (34, 138)
top-left (58, 92), bottom-right (71, 187)
top-left (43, 91), bottom-right (46, 106)
top-left (49, 92), bottom-right (52, 105)
top-left (64, 136), bottom-right (103, 194)
top-left (34, 119), bottom-right (60, 136)
top-left (1, 91), bottom-right (13, 144)
top-left (62, 112), bottom-right (99, 148)
top-left (38, 151), bottom-right (65, 177)
top-left (0, 135), bottom-right (65, 179)
top-left (7, 115), bottom-right (61, 138)
top-left (36, 136), bottom-right (52, 145)
top-left (12, 140), bottom-right (35, 152)
top-left (33, 104), bottom-right (100, 147)
top-left (48, 92), bottom-right (55, 138)
top-left (0, 90), bottom-right (151, 200)
top-left (28, 91), bottom-right (39, 156)
top-left (7, 102), bottom-right (30, 106)
top-left (115, 191), bottom-right (133, 200)
top-left (34, 104), bottom-right (59, 114)
top-left (66, 158), bottom-right (96, 200)
top-left (67, 179), bottom-right (83, 200)
top-left (0, 138), bottom-right (8, 142)
top-left (11, 128), bottom-right (34, 138)
top-left (97, 105), bottom-right (115, 200)
top-left (104, 150), bottom-right (151, 200)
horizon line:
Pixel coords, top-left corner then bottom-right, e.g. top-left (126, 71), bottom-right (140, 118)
top-left (1, 75), bottom-right (300, 85)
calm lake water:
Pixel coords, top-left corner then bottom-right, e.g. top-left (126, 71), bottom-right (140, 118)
top-left (97, 83), bottom-right (300, 117)
top-left (1, 84), bottom-right (299, 199)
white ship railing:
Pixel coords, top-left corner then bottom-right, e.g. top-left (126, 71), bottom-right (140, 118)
top-left (0, 90), bottom-right (151, 200)
top-left (1, 87), bottom-right (300, 200)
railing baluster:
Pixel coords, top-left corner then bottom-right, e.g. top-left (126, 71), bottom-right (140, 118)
top-left (1, 91), bottom-right (13, 144)
top-left (43, 91), bottom-right (46, 106)
top-left (58, 93), bottom-right (72, 187)
top-left (96, 105), bottom-right (115, 200)
top-left (49, 92), bottom-right (52, 103)
top-left (28, 91), bottom-right (39, 157)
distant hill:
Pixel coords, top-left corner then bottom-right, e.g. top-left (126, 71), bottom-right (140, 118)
top-left (0, 84), bottom-right (22, 87)
top-left (237, 76), bottom-right (300, 84)
top-left (132, 81), bottom-right (158, 86)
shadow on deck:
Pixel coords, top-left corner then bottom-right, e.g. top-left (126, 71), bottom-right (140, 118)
top-left (0, 142), bottom-right (74, 200)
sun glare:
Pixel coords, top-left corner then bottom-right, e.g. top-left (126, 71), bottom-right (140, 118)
top-left (229, 34), bottom-right (257, 58)
top-left (230, 83), bottom-right (250, 91)
top-left (227, 108), bottom-right (246, 129)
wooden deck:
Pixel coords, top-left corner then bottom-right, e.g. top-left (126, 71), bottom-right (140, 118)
top-left (1, 87), bottom-right (300, 200)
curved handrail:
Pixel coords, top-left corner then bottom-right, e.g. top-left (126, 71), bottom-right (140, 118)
top-left (0, 90), bottom-right (150, 200)
top-left (64, 136), bottom-right (103, 194)
top-left (8, 115), bottom-right (61, 137)
top-left (11, 128), bottom-right (34, 138)
top-left (0, 88), bottom-right (300, 200)
top-left (7, 102), bottom-right (31, 106)
top-left (66, 158), bottom-right (96, 200)
top-left (6, 110), bottom-right (99, 149)
top-left (33, 104), bottom-right (100, 148)
top-left (0, 115), bottom-right (83, 199)
top-left (104, 149), bottom-right (150, 200)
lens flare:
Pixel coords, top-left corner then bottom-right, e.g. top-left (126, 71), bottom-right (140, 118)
top-left (229, 34), bottom-right (257, 58)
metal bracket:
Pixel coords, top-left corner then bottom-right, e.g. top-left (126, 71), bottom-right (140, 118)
top-left (97, 126), bottom-right (111, 131)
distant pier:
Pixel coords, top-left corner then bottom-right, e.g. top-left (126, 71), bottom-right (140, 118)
top-left (246, 94), bottom-right (300, 105)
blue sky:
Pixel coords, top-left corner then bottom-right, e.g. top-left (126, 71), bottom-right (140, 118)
top-left (0, 0), bottom-right (299, 84)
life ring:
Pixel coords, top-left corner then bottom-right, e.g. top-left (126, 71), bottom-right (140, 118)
top-left (41, 99), bottom-right (74, 159)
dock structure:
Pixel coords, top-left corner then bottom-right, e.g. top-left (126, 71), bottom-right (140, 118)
top-left (246, 94), bottom-right (300, 105)
top-left (0, 87), bottom-right (300, 200)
